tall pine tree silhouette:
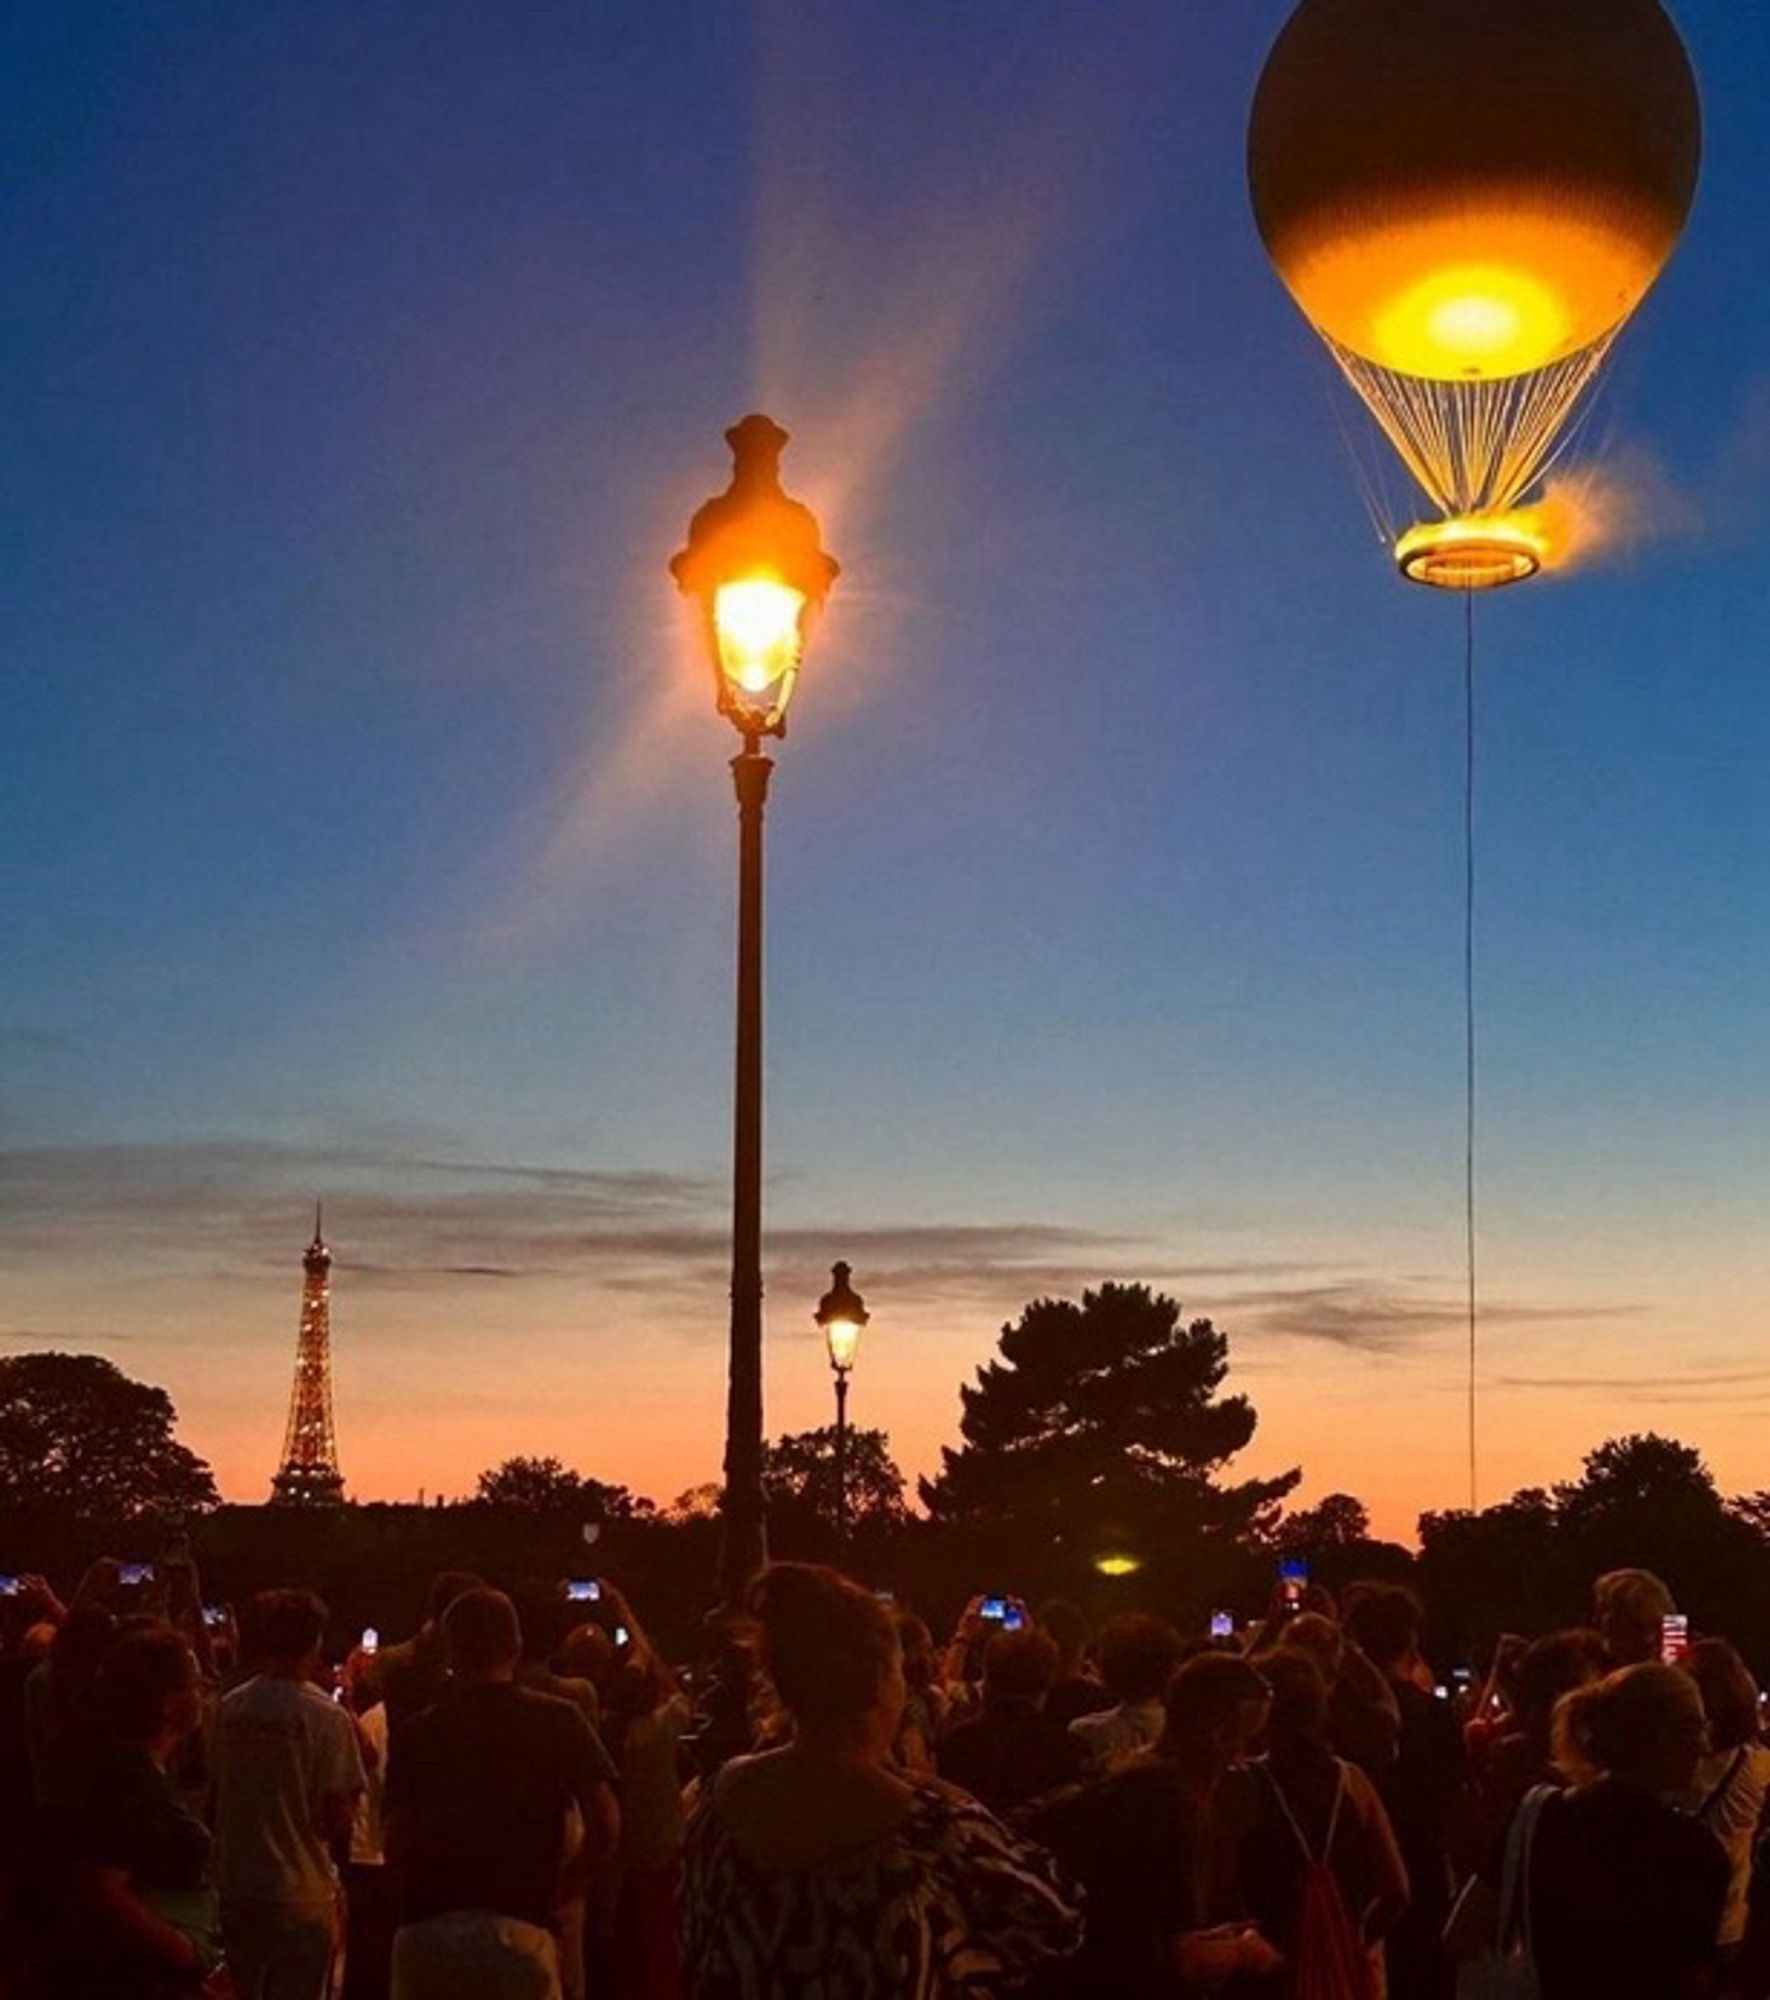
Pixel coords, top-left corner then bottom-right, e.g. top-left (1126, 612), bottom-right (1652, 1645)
top-left (921, 1282), bottom-right (1296, 1542)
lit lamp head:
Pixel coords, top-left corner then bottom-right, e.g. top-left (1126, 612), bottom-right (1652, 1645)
top-left (670, 415), bottom-right (840, 743)
top-left (814, 1260), bottom-right (869, 1377)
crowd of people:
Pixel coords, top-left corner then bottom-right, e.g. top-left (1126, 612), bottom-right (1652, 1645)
top-left (2, 1550), bottom-right (1768, 1998)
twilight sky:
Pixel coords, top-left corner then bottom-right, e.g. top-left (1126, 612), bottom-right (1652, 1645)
top-left (4, 2), bottom-right (1767, 1541)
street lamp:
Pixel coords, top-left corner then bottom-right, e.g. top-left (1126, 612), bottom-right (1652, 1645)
top-left (672, 416), bottom-right (839, 1608)
top-left (814, 1260), bottom-right (870, 1546)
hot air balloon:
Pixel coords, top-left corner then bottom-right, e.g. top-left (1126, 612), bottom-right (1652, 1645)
top-left (1248, 0), bottom-right (1701, 588)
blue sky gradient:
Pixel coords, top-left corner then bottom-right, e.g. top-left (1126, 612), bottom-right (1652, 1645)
top-left (5, 2), bottom-right (1766, 1532)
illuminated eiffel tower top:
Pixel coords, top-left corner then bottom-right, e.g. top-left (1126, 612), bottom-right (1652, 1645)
top-left (270, 1205), bottom-right (346, 1506)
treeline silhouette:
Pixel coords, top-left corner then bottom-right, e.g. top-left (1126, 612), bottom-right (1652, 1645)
top-left (5, 1289), bottom-right (1768, 1674)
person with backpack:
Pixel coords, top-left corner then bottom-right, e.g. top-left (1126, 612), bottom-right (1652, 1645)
top-left (1225, 1647), bottom-right (1409, 2000)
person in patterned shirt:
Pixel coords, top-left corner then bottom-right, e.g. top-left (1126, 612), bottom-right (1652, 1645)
top-left (681, 1563), bottom-right (1081, 1997)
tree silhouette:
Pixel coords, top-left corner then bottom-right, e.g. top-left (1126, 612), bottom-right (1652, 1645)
top-left (473, 1455), bottom-right (652, 1518)
top-left (657, 1435), bottom-right (909, 1536)
top-left (1548, 1433), bottom-right (1760, 1606)
top-left (1419, 1436), bottom-right (1770, 1663)
top-left (0, 1352), bottom-right (218, 1520)
top-left (765, 1426), bottom-right (908, 1532)
top-left (920, 1283), bottom-right (1296, 1545)
top-left (1279, 1492), bottom-right (1372, 1553)
top-left (1418, 1487), bottom-right (1566, 1651)
top-left (665, 1482), bottom-right (724, 1524)
top-left (1554, 1433), bottom-right (1720, 1535)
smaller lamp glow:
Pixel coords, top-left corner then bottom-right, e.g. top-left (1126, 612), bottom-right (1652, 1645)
top-left (814, 1260), bottom-right (870, 1376)
top-left (715, 578), bottom-right (806, 695)
top-left (1095, 1553), bottom-right (1141, 1578)
top-left (824, 1317), bottom-right (863, 1374)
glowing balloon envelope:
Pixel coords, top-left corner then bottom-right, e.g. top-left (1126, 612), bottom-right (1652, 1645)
top-left (1248, 0), bottom-right (1700, 587)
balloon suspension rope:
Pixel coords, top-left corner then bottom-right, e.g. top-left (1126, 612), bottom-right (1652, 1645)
top-left (1463, 589), bottom-right (1479, 1515)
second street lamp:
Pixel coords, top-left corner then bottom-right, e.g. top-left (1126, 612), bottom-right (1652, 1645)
top-left (672, 416), bottom-right (839, 1608)
top-left (815, 1260), bottom-right (869, 1546)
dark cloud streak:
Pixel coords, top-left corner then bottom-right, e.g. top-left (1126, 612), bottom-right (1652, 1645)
top-left (0, 1137), bottom-right (1355, 1330)
top-left (1231, 1282), bottom-right (1646, 1357)
top-left (1500, 1370), bottom-right (1770, 1393)
top-left (6, 1140), bottom-right (1635, 1365)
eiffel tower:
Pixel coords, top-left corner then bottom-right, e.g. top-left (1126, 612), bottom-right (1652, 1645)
top-left (270, 1205), bottom-right (346, 1506)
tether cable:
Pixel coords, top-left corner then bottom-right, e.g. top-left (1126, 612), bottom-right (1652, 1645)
top-left (1463, 588), bottom-right (1479, 1514)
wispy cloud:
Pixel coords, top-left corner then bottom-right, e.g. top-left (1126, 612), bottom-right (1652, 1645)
top-left (0, 1137), bottom-right (1348, 1341)
top-left (1230, 1281), bottom-right (1645, 1357)
top-left (12, 1141), bottom-right (1637, 1372)
top-left (862, 1255), bottom-right (1329, 1314)
top-left (1500, 1370), bottom-right (1770, 1394)
top-left (349, 1226), bottom-right (1257, 1325)
top-left (0, 1325), bottom-right (138, 1347)
top-left (0, 1139), bottom-right (715, 1261)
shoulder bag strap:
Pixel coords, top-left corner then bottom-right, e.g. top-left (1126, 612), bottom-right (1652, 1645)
top-left (1503, 1782), bottom-right (1555, 1957)
top-left (1260, 1758), bottom-right (1321, 1864)
top-left (1322, 1759), bottom-right (1349, 1859)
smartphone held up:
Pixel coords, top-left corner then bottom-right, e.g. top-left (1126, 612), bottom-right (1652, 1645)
top-left (978, 1595), bottom-right (1026, 1632)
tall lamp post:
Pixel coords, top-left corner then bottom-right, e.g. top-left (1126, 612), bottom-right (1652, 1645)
top-left (814, 1261), bottom-right (870, 1547)
top-left (672, 416), bottom-right (839, 1608)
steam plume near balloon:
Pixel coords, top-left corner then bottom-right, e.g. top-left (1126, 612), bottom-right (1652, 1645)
top-left (1515, 446), bottom-right (1700, 576)
top-left (1374, 446), bottom-right (1697, 591)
